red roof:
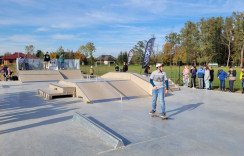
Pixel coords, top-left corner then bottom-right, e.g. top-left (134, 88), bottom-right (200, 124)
top-left (0, 52), bottom-right (38, 60)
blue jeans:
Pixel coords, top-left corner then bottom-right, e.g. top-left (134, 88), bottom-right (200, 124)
top-left (152, 87), bottom-right (165, 115)
top-left (242, 82), bottom-right (244, 88)
top-left (61, 62), bottom-right (64, 69)
top-left (145, 73), bottom-right (148, 77)
top-left (220, 80), bottom-right (225, 90)
top-left (205, 80), bottom-right (209, 89)
top-left (210, 81), bottom-right (213, 89)
top-left (185, 77), bottom-right (188, 86)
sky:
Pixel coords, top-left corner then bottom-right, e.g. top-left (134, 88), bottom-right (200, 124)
top-left (0, 0), bottom-right (243, 57)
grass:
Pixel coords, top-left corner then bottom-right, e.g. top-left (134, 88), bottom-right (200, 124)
top-left (80, 64), bottom-right (243, 92)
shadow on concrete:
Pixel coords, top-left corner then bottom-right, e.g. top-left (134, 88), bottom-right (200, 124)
top-left (88, 116), bottom-right (131, 146)
top-left (0, 116), bottom-right (72, 135)
top-left (167, 102), bottom-right (204, 118)
top-left (0, 91), bottom-right (78, 134)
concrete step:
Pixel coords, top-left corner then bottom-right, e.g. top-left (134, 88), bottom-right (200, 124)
top-left (49, 83), bottom-right (76, 95)
top-left (38, 88), bottom-right (74, 100)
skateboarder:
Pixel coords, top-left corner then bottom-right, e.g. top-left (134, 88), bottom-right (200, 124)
top-left (43, 52), bottom-right (50, 70)
top-left (149, 63), bottom-right (169, 119)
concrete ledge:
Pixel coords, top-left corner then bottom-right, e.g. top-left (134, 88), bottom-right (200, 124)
top-left (73, 112), bottom-right (125, 148)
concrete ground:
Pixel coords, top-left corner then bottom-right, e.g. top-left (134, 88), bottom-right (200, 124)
top-left (0, 81), bottom-right (244, 156)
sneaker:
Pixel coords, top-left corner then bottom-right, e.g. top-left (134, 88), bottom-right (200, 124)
top-left (149, 110), bottom-right (156, 114)
top-left (160, 113), bottom-right (168, 119)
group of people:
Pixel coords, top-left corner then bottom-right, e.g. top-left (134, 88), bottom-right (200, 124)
top-left (43, 52), bottom-right (65, 70)
top-left (114, 62), bottom-right (128, 72)
top-left (182, 65), bottom-right (244, 93)
top-left (18, 55), bottom-right (29, 70)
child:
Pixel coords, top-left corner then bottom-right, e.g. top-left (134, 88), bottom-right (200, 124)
top-left (240, 67), bottom-right (244, 94)
top-left (183, 66), bottom-right (189, 87)
top-left (190, 66), bottom-right (197, 88)
top-left (209, 66), bottom-right (214, 90)
top-left (204, 66), bottom-right (210, 89)
top-left (217, 69), bottom-right (227, 91)
top-left (228, 66), bottom-right (236, 92)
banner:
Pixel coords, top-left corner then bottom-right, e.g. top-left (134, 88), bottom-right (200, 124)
top-left (127, 49), bottom-right (134, 65)
top-left (142, 38), bottom-right (155, 68)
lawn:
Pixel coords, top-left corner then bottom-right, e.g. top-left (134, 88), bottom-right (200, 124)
top-left (80, 64), bottom-right (243, 92)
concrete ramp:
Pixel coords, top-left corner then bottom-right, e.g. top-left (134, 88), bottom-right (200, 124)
top-left (108, 80), bottom-right (149, 98)
top-left (19, 70), bottom-right (64, 82)
top-left (59, 70), bottom-right (83, 79)
top-left (76, 82), bottom-right (122, 103)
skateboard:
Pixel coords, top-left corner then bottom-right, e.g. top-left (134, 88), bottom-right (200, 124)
top-left (151, 113), bottom-right (168, 120)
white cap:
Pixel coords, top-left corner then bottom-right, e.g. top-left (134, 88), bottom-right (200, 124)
top-left (91, 66), bottom-right (93, 68)
top-left (156, 63), bottom-right (162, 68)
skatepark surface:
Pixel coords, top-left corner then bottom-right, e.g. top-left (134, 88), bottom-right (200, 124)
top-left (1, 81), bottom-right (244, 156)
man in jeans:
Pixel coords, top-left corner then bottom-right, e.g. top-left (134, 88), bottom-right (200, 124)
top-left (149, 63), bottom-right (169, 119)
top-left (197, 65), bottom-right (205, 89)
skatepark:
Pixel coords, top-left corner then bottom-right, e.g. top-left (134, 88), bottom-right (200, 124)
top-left (1, 70), bottom-right (244, 156)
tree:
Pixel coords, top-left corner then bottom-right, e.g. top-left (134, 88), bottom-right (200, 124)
top-left (117, 51), bottom-right (128, 64)
top-left (50, 52), bottom-right (57, 59)
top-left (36, 50), bottom-right (44, 59)
top-left (78, 45), bottom-right (88, 57)
top-left (232, 12), bottom-right (244, 67)
top-left (56, 46), bottom-right (64, 58)
top-left (25, 45), bottom-right (34, 55)
top-left (4, 52), bottom-right (11, 56)
top-left (65, 50), bottom-right (74, 59)
top-left (222, 17), bottom-right (234, 67)
top-left (86, 42), bottom-right (96, 65)
top-left (132, 40), bottom-right (146, 64)
top-left (165, 32), bottom-right (180, 65)
top-left (74, 51), bottom-right (84, 64)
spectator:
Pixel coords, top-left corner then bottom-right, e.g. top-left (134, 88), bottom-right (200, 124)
top-left (115, 64), bottom-right (119, 72)
top-left (90, 66), bottom-right (94, 75)
top-left (23, 55), bottom-right (29, 70)
top-left (183, 66), bottom-right (189, 87)
top-left (43, 52), bottom-right (50, 70)
top-left (240, 67), bottom-right (244, 94)
top-left (197, 65), bottom-right (205, 89)
top-left (228, 66), bottom-right (236, 92)
top-left (59, 54), bottom-right (65, 69)
top-left (122, 62), bottom-right (128, 72)
top-left (144, 65), bottom-right (152, 77)
top-left (190, 66), bottom-right (197, 88)
top-left (18, 56), bottom-right (24, 70)
top-left (209, 66), bottom-right (214, 90)
top-left (204, 66), bottom-right (210, 89)
top-left (217, 69), bottom-right (227, 91)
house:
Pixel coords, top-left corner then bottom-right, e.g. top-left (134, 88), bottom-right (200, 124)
top-left (0, 52), bottom-right (38, 65)
top-left (97, 55), bottom-right (117, 65)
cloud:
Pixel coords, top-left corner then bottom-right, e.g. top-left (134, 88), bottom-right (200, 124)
top-left (36, 27), bottom-right (49, 32)
top-left (51, 34), bottom-right (78, 40)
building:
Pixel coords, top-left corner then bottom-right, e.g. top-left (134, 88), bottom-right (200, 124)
top-left (0, 52), bottom-right (38, 65)
top-left (97, 55), bottom-right (117, 65)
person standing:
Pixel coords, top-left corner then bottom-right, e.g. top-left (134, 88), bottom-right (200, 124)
top-left (227, 66), bottom-right (236, 92)
top-left (144, 65), bottom-right (152, 77)
top-left (122, 62), bottom-right (128, 72)
top-left (204, 66), bottom-right (210, 89)
top-left (240, 67), bottom-right (244, 94)
top-left (217, 69), bottom-right (227, 91)
top-left (18, 56), bottom-right (24, 70)
top-left (23, 55), bottom-right (29, 70)
top-left (115, 64), bottom-right (119, 72)
top-left (43, 52), bottom-right (50, 70)
top-left (59, 54), bottom-right (65, 69)
top-left (190, 66), bottom-right (197, 88)
top-left (209, 66), bottom-right (214, 90)
top-left (149, 63), bottom-right (169, 119)
top-left (197, 65), bottom-right (205, 89)
top-left (90, 66), bottom-right (94, 75)
top-left (183, 66), bottom-right (189, 87)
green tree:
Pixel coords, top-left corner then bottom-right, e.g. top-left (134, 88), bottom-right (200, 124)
top-left (165, 32), bottom-right (180, 65)
top-left (36, 50), bottom-right (44, 59)
top-left (56, 46), bottom-right (64, 58)
top-left (78, 45), bottom-right (88, 57)
top-left (132, 40), bottom-right (146, 64)
top-left (86, 42), bottom-right (96, 65)
top-left (25, 45), bottom-right (34, 55)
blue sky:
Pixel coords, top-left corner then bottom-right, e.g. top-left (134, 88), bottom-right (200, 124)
top-left (0, 0), bottom-right (243, 57)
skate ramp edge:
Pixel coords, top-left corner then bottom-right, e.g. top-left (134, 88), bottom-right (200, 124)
top-left (73, 112), bottom-right (125, 148)
top-left (59, 70), bottom-right (83, 79)
top-left (18, 70), bottom-right (64, 82)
